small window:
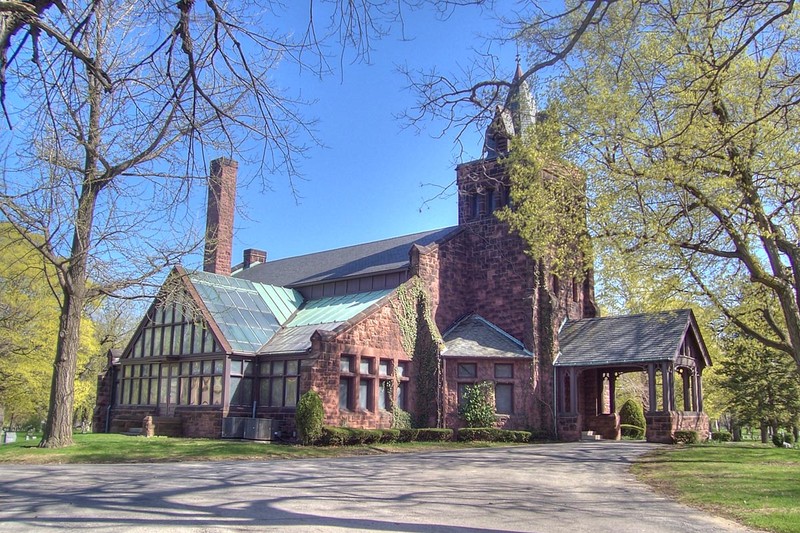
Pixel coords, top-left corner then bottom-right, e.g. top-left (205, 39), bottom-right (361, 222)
top-left (396, 362), bottom-right (407, 378)
top-left (379, 360), bottom-right (390, 376)
top-left (339, 377), bottom-right (353, 410)
top-left (340, 355), bottom-right (353, 373)
top-left (457, 382), bottom-right (470, 406)
top-left (495, 383), bottom-right (513, 414)
top-left (457, 363), bottom-right (477, 378)
top-left (495, 364), bottom-right (513, 379)
top-left (359, 358), bottom-right (372, 375)
top-left (359, 379), bottom-right (373, 411)
top-left (397, 380), bottom-right (407, 409)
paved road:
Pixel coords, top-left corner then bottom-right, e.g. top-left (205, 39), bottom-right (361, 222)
top-left (1, 441), bottom-right (753, 532)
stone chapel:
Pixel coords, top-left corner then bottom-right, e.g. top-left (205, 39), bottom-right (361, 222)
top-left (95, 67), bottom-right (711, 443)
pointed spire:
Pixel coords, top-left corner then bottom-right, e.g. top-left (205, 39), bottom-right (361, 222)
top-left (482, 64), bottom-right (537, 159)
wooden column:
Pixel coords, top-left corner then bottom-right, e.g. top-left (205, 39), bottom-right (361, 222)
top-left (647, 364), bottom-right (656, 413)
top-left (682, 369), bottom-right (691, 411)
top-left (609, 372), bottom-right (616, 413)
top-left (597, 372), bottom-right (605, 414)
top-left (660, 362), bottom-right (670, 412)
top-left (569, 368), bottom-right (578, 415)
top-left (696, 372), bottom-right (704, 412)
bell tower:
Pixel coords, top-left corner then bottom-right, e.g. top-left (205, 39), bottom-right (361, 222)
top-left (457, 64), bottom-right (536, 225)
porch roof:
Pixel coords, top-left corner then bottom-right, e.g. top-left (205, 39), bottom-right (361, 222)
top-left (555, 309), bottom-right (705, 368)
top-left (441, 314), bottom-right (530, 359)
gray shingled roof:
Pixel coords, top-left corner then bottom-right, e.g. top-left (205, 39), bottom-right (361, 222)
top-left (556, 309), bottom-right (693, 367)
top-left (233, 226), bottom-right (458, 287)
top-left (441, 314), bottom-right (530, 359)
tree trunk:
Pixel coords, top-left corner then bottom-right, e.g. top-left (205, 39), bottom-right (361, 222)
top-left (38, 179), bottom-right (99, 448)
top-left (760, 421), bottom-right (768, 443)
top-left (38, 53), bottom-right (105, 448)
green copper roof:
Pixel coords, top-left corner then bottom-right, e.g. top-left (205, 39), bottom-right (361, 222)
top-left (286, 289), bottom-right (393, 327)
top-left (188, 271), bottom-right (302, 353)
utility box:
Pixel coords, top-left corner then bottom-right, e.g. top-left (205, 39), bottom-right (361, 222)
top-left (243, 418), bottom-right (277, 441)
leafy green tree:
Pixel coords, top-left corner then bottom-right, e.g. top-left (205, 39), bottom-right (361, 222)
top-left (0, 223), bottom-right (100, 430)
top-left (491, 1), bottom-right (800, 376)
top-left (459, 381), bottom-right (496, 428)
top-left (408, 1), bottom-right (800, 373)
top-left (716, 331), bottom-right (800, 443)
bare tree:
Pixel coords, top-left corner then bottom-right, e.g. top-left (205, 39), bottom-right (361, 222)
top-left (0, 0), bottom-right (447, 448)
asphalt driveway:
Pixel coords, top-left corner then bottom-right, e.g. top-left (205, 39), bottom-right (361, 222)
top-left (0, 441), bottom-right (754, 532)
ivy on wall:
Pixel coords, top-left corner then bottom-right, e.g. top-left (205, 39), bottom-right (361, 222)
top-left (392, 278), bottom-right (443, 428)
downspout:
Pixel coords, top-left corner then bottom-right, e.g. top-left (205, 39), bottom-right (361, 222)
top-left (553, 362), bottom-right (558, 439)
top-left (441, 357), bottom-right (447, 429)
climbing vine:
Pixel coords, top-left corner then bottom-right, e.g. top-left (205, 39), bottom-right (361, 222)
top-left (391, 278), bottom-right (443, 427)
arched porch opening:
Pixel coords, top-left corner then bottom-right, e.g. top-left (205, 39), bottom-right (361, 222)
top-left (554, 310), bottom-right (712, 442)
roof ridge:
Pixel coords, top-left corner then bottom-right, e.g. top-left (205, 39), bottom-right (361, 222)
top-left (566, 309), bottom-right (690, 323)
top-left (247, 225), bottom-right (458, 265)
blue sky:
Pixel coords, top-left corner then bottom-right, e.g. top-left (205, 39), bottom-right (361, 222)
top-left (199, 2), bottom-right (520, 268)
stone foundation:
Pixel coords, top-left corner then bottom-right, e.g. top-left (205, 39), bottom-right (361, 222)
top-left (585, 414), bottom-right (620, 440)
top-left (557, 414), bottom-right (581, 441)
top-left (646, 411), bottom-right (709, 443)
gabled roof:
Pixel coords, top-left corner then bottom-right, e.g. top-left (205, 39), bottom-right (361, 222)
top-left (556, 309), bottom-right (708, 367)
top-left (260, 289), bottom-right (395, 354)
top-left (187, 271), bottom-right (301, 353)
top-left (233, 226), bottom-right (458, 287)
top-left (441, 314), bottom-right (530, 359)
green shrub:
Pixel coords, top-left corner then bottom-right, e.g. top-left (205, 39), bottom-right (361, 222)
top-left (398, 428), bottom-right (419, 442)
top-left (673, 430), bottom-right (699, 444)
top-left (457, 427), bottom-right (495, 441)
top-left (711, 431), bottom-right (732, 442)
top-left (457, 427), bottom-right (532, 443)
top-left (415, 428), bottom-right (453, 442)
top-left (772, 431), bottom-right (794, 447)
top-left (320, 426), bottom-right (349, 446)
top-left (391, 407), bottom-right (412, 430)
top-left (507, 430), bottom-right (532, 443)
top-left (364, 429), bottom-right (383, 445)
top-left (379, 429), bottom-right (400, 443)
top-left (618, 399), bottom-right (646, 439)
top-left (459, 381), bottom-right (496, 428)
top-left (295, 390), bottom-right (324, 445)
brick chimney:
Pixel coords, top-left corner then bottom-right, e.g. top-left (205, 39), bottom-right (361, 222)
top-left (243, 248), bottom-right (267, 269)
top-left (203, 158), bottom-right (237, 276)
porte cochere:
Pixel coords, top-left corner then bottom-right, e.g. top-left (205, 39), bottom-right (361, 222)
top-left (554, 309), bottom-right (711, 442)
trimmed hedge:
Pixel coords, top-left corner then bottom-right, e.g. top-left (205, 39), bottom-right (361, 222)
top-left (379, 429), bottom-right (400, 443)
top-left (319, 426), bottom-right (449, 445)
top-left (711, 431), bottom-right (732, 442)
top-left (398, 428), bottom-right (419, 442)
top-left (457, 427), bottom-right (531, 443)
top-left (673, 430), bottom-right (699, 444)
top-left (320, 426), bottom-right (351, 446)
top-left (415, 428), bottom-right (453, 442)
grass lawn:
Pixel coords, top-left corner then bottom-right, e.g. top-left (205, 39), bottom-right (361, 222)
top-left (634, 443), bottom-right (800, 533)
top-left (0, 432), bottom-right (512, 464)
